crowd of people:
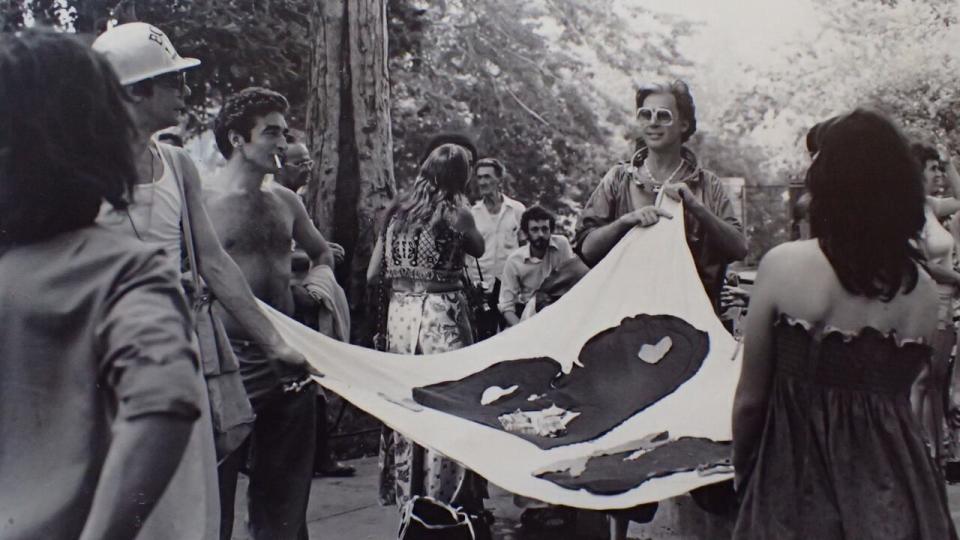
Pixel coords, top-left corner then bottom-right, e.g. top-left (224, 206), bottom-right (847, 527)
top-left (2, 20), bottom-right (960, 540)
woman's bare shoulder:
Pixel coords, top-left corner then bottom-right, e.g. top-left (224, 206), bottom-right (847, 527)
top-left (909, 266), bottom-right (939, 309)
top-left (756, 240), bottom-right (825, 280)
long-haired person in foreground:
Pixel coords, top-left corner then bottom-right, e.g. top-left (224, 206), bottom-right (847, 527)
top-left (732, 109), bottom-right (957, 539)
top-left (0, 30), bottom-right (202, 540)
top-left (367, 143), bottom-right (487, 514)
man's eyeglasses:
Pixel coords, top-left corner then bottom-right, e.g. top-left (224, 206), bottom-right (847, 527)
top-left (636, 107), bottom-right (674, 126)
top-left (153, 71), bottom-right (187, 91)
top-left (291, 159), bottom-right (315, 170)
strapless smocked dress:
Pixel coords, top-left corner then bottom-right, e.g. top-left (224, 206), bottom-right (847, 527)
top-left (734, 314), bottom-right (957, 540)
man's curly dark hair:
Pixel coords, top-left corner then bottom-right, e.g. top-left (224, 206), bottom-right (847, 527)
top-left (214, 87), bottom-right (289, 159)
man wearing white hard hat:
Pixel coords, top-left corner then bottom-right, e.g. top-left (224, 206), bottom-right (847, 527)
top-left (93, 22), bottom-right (311, 540)
top-left (94, 22), bottom-right (306, 368)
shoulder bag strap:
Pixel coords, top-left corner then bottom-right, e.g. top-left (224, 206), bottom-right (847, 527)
top-left (158, 143), bottom-right (202, 292)
top-left (474, 257), bottom-right (484, 285)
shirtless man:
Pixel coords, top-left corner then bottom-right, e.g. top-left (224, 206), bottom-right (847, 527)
top-left (206, 87), bottom-right (334, 540)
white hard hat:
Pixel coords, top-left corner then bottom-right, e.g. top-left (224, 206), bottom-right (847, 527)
top-left (92, 22), bottom-right (200, 86)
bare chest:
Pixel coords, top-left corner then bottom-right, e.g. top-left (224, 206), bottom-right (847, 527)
top-left (204, 190), bottom-right (293, 255)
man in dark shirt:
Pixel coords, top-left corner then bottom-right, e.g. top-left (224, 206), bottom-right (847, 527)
top-left (206, 87), bottom-right (334, 540)
top-left (576, 80), bottom-right (747, 315)
top-left (575, 80), bottom-right (747, 539)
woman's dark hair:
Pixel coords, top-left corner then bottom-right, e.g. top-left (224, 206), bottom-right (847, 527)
top-left (805, 116), bottom-right (840, 157)
top-left (0, 29), bottom-right (137, 244)
top-left (520, 205), bottom-right (556, 234)
top-left (385, 144), bottom-right (472, 235)
top-left (417, 133), bottom-right (478, 168)
top-left (635, 80), bottom-right (697, 143)
top-left (214, 87), bottom-right (289, 159)
top-left (909, 142), bottom-right (940, 168)
top-left (806, 108), bottom-right (925, 300)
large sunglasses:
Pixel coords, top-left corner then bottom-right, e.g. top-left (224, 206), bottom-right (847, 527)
top-left (636, 107), bottom-right (674, 126)
top-left (153, 71), bottom-right (187, 91)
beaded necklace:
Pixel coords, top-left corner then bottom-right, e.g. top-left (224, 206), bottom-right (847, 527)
top-left (642, 158), bottom-right (685, 185)
top-left (635, 157), bottom-right (686, 194)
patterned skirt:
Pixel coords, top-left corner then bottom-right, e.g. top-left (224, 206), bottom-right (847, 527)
top-left (377, 290), bottom-right (485, 509)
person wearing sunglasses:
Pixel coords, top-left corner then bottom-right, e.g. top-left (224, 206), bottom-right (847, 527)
top-left (275, 138), bottom-right (315, 193)
top-left (575, 80), bottom-right (748, 539)
top-left (94, 25), bottom-right (306, 368)
top-left (909, 142), bottom-right (960, 476)
top-left (94, 22), bottom-right (304, 367)
top-left (273, 134), bottom-right (354, 481)
top-left (576, 80), bottom-right (747, 313)
top-left (94, 24), bottom-right (312, 539)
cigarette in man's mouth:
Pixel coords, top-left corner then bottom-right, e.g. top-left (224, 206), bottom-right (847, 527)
top-left (274, 154), bottom-right (283, 169)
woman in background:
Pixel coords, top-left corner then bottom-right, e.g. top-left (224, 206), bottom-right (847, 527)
top-left (911, 142), bottom-right (960, 467)
top-left (367, 143), bottom-right (486, 511)
top-left (733, 109), bottom-right (956, 539)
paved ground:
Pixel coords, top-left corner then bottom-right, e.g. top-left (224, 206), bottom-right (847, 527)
top-left (229, 456), bottom-right (960, 539)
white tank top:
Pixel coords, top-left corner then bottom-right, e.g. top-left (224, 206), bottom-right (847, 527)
top-left (97, 146), bottom-right (183, 268)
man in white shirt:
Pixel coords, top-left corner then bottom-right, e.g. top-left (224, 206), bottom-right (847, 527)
top-left (499, 206), bottom-right (575, 327)
top-left (466, 158), bottom-right (526, 337)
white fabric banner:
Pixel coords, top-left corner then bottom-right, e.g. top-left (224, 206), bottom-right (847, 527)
top-left (263, 197), bottom-right (742, 510)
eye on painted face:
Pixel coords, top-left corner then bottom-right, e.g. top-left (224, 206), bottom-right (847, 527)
top-left (638, 93), bottom-right (687, 152)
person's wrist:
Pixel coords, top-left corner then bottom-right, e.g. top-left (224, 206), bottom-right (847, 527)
top-left (262, 333), bottom-right (285, 353)
top-left (686, 196), bottom-right (706, 216)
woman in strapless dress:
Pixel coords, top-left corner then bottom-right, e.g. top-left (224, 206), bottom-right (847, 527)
top-left (732, 109), bottom-right (957, 539)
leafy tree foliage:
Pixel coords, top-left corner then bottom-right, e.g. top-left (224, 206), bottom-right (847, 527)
top-left (386, 0), bottom-right (695, 219)
top-left (701, 0), bottom-right (960, 262)
top-left (5, 0), bottom-right (691, 224)
top-left (3, 0), bottom-right (315, 127)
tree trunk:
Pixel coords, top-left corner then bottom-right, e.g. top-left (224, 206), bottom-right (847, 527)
top-left (306, 0), bottom-right (395, 344)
